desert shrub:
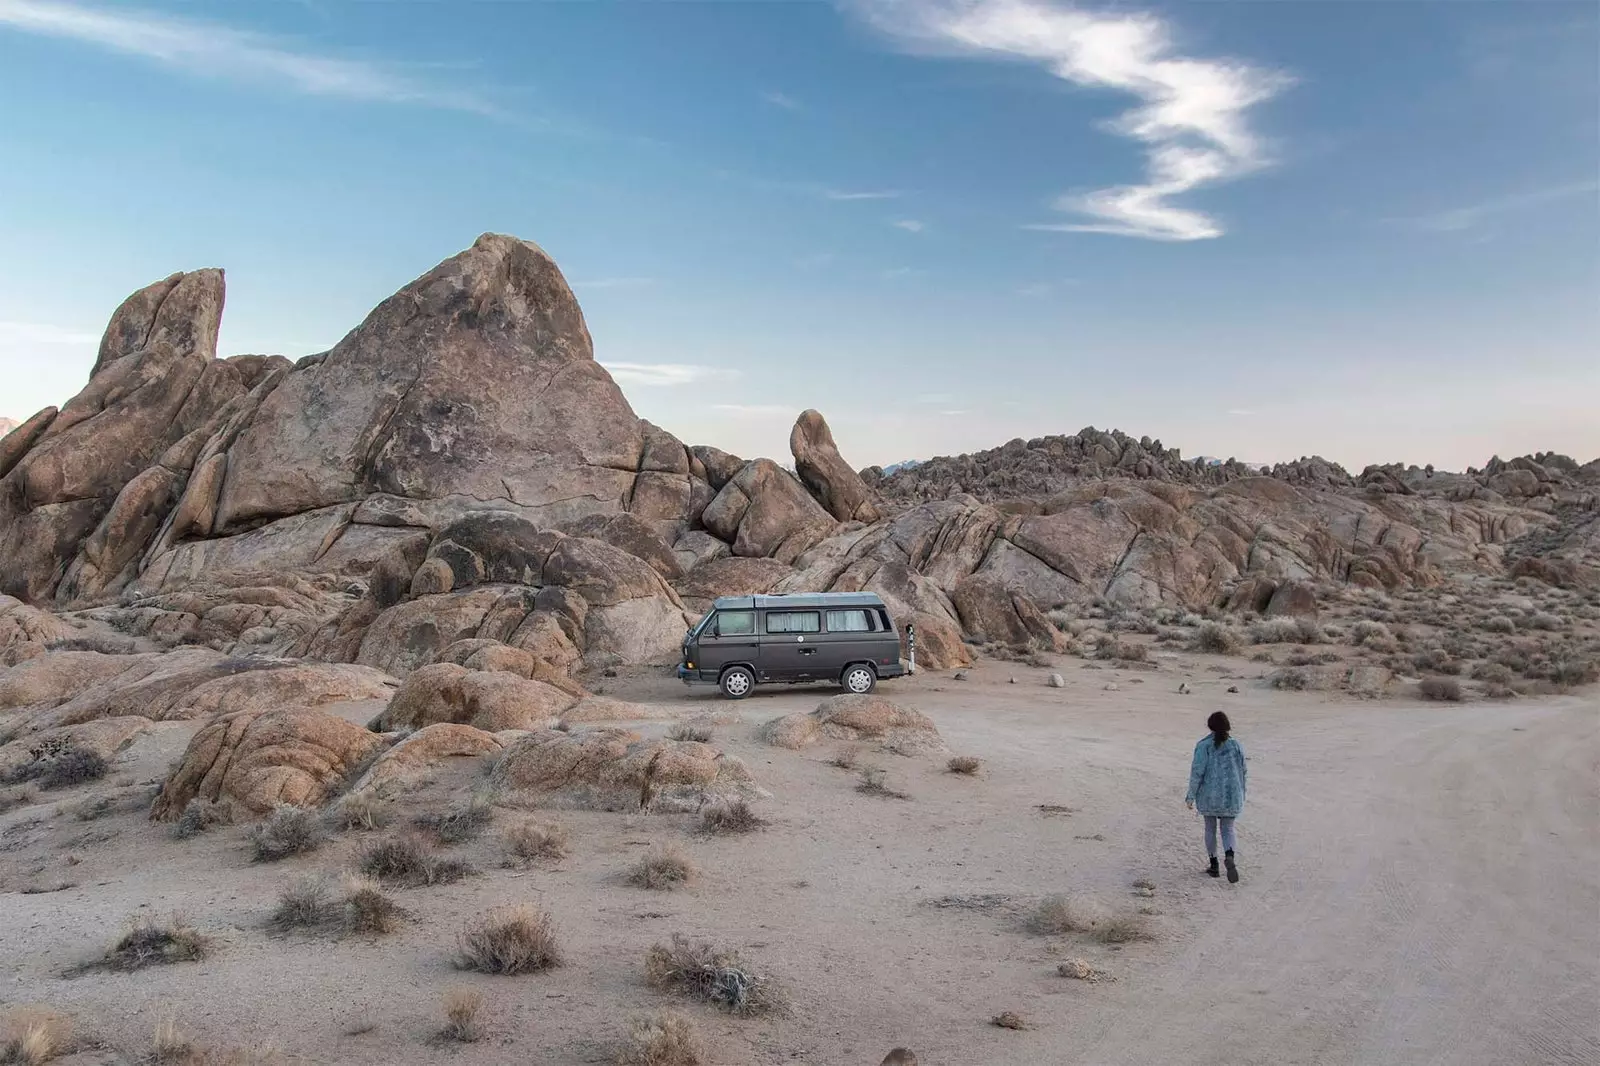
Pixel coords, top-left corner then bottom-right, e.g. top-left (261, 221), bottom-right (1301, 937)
top-left (148, 1016), bottom-right (197, 1065)
top-left (1191, 623), bottom-right (1242, 655)
top-left (1285, 649), bottom-right (1340, 667)
top-left (1027, 894), bottom-right (1150, 942)
top-left (270, 875), bottom-right (330, 932)
top-left (827, 745), bottom-right (861, 770)
top-left (1, 1008), bottom-right (72, 1065)
top-left (1348, 620), bottom-right (1392, 647)
top-left (95, 916), bottom-right (210, 972)
top-left (946, 755), bottom-right (981, 775)
top-left (2, 746), bottom-right (108, 790)
top-left (1247, 618), bottom-right (1312, 645)
top-left (1479, 615), bottom-right (1516, 635)
top-left (358, 835), bottom-right (471, 887)
top-left (666, 724), bottom-right (713, 744)
top-left (1528, 612), bottom-right (1565, 631)
top-left (1094, 635), bottom-right (1148, 662)
top-left (341, 874), bottom-right (402, 934)
top-left (644, 934), bottom-right (788, 1016)
top-left (1046, 608), bottom-right (1075, 632)
top-left (699, 798), bottom-right (766, 835)
top-left (456, 905), bottom-right (562, 974)
top-left (618, 1010), bottom-right (703, 1066)
top-left (248, 805), bottom-right (324, 862)
top-left (1550, 657), bottom-right (1599, 687)
top-left (501, 820), bottom-right (570, 865)
top-left (1270, 668), bottom-right (1312, 691)
top-left (1419, 677), bottom-right (1463, 702)
top-left (327, 792), bottom-right (388, 832)
top-left (629, 844), bottom-right (695, 890)
top-left (856, 767), bottom-right (910, 800)
top-left (0, 786), bottom-right (38, 814)
top-left (440, 988), bottom-right (484, 1043)
top-left (1470, 662), bottom-right (1513, 684)
top-left (171, 799), bottom-right (228, 840)
top-left (414, 795), bottom-right (494, 844)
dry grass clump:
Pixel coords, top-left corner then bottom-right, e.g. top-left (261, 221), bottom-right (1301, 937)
top-left (1419, 677), bottom-right (1463, 702)
top-left (1529, 612), bottom-right (1566, 631)
top-left (414, 794), bottom-right (494, 844)
top-left (455, 905), bottom-right (562, 974)
top-left (856, 767), bottom-right (910, 800)
top-left (644, 934), bottom-right (788, 1016)
top-left (1189, 622), bottom-right (1242, 655)
top-left (618, 1010), bottom-right (703, 1066)
top-left (1479, 615), bottom-right (1516, 634)
top-left (1270, 667), bottom-right (1312, 691)
top-left (91, 916), bottom-right (210, 972)
top-left (0, 786), bottom-right (38, 814)
top-left (328, 792), bottom-right (389, 832)
top-left (440, 988), bottom-right (484, 1044)
top-left (1248, 618), bottom-right (1323, 645)
top-left (270, 875), bottom-right (330, 932)
top-left (500, 820), bottom-right (570, 865)
top-left (666, 724), bottom-right (713, 743)
top-left (269, 874), bottom-right (401, 935)
top-left (341, 874), bottom-right (403, 934)
top-left (1028, 894), bottom-right (1152, 943)
top-left (699, 798), bottom-right (767, 835)
top-left (0, 745), bottom-right (108, 791)
top-left (1057, 958), bottom-right (1110, 982)
top-left (946, 755), bottom-right (982, 775)
top-left (629, 843), bottom-right (695, 889)
top-left (828, 745), bottom-right (862, 770)
top-left (147, 1018), bottom-right (279, 1065)
top-left (1093, 635), bottom-right (1148, 662)
top-left (1348, 620), bottom-right (1393, 647)
top-left (247, 804), bottom-right (324, 862)
top-left (358, 834), bottom-right (471, 887)
top-left (991, 1011), bottom-right (1029, 1030)
top-left (170, 799), bottom-right (228, 840)
top-left (1, 1008), bottom-right (72, 1065)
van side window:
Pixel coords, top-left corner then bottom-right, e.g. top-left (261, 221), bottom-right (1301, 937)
top-left (766, 611), bottom-right (820, 634)
top-left (715, 611), bottom-right (755, 636)
top-left (825, 609), bottom-right (874, 632)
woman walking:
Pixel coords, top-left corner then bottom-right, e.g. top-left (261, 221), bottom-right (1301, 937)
top-left (1185, 711), bottom-right (1247, 882)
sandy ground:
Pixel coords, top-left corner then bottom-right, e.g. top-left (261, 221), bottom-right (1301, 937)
top-left (2, 652), bottom-right (1596, 1066)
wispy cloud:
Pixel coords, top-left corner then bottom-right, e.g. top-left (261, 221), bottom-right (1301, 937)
top-left (825, 189), bottom-right (902, 201)
top-left (0, 320), bottom-right (98, 346)
top-left (852, 0), bottom-right (1290, 241)
top-left (1016, 279), bottom-right (1079, 296)
top-left (571, 277), bottom-right (656, 290)
top-left (1227, 408), bottom-right (1255, 417)
top-left (712, 403), bottom-right (792, 418)
top-left (891, 219), bottom-right (926, 233)
top-left (762, 90), bottom-right (803, 111)
top-left (1393, 181), bottom-right (1600, 234)
top-left (0, 0), bottom-right (499, 115)
top-left (603, 363), bottom-right (737, 387)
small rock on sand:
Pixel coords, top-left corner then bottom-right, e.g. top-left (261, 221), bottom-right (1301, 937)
top-left (1047, 673), bottom-right (1065, 688)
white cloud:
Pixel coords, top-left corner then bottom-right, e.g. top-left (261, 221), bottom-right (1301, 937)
top-left (826, 189), bottom-right (902, 201)
top-left (1394, 181), bottom-right (1600, 234)
top-left (712, 403), bottom-right (792, 418)
top-left (762, 90), bottom-right (803, 111)
top-left (892, 219), bottom-right (926, 233)
top-left (571, 277), bottom-right (656, 290)
top-left (851, 0), bottom-right (1290, 241)
top-left (0, 320), bottom-right (98, 346)
top-left (602, 363), bottom-right (737, 387)
top-left (0, 0), bottom-right (498, 114)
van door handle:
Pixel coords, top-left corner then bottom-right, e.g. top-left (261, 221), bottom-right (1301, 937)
top-left (800, 648), bottom-right (817, 655)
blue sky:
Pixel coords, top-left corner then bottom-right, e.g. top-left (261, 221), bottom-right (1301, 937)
top-left (0, 0), bottom-right (1595, 471)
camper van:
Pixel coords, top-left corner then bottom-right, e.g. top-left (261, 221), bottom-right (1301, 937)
top-left (677, 592), bottom-right (905, 699)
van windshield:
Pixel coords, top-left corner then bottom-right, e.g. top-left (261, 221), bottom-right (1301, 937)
top-left (689, 610), bottom-right (715, 638)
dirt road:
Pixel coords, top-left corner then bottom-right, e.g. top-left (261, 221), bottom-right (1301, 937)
top-left (2, 658), bottom-right (1595, 1065)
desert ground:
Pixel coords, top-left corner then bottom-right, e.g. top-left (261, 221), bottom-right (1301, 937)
top-left (4, 651), bottom-right (1595, 1066)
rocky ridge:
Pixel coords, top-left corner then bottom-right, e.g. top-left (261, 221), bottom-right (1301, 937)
top-left (1, 233), bottom-right (1595, 823)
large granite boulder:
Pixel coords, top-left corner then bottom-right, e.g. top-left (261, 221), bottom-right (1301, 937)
top-left (701, 459), bottom-right (837, 563)
top-left (790, 409), bottom-right (880, 524)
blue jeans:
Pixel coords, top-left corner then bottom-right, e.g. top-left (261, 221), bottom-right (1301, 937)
top-left (1204, 815), bottom-right (1237, 856)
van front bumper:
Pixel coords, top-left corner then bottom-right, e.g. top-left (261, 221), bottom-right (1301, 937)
top-left (676, 664), bottom-right (715, 685)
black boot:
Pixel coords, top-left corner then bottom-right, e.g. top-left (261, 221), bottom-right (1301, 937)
top-left (1207, 856), bottom-right (1220, 878)
top-left (1224, 850), bottom-right (1239, 883)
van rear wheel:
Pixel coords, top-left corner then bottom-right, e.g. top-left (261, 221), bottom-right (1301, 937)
top-left (841, 664), bottom-right (877, 695)
top-left (720, 666), bottom-right (755, 700)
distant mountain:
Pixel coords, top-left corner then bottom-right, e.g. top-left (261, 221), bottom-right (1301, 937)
top-left (0, 417), bottom-right (18, 440)
top-left (881, 459), bottom-right (922, 476)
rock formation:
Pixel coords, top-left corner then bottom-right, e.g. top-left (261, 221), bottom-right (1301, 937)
top-left (0, 230), bottom-right (1593, 824)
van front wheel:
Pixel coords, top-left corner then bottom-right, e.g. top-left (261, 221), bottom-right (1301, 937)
top-left (720, 666), bottom-right (755, 700)
top-left (841, 665), bottom-right (877, 695)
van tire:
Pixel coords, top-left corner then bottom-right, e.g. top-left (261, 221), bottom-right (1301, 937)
top-left (841, 664), bottom-right (877, 695)
top-left (719, 666), bottom-right (756, 700)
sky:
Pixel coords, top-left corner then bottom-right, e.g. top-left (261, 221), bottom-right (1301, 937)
top-left (0, 0), bottom-right (1595, 473)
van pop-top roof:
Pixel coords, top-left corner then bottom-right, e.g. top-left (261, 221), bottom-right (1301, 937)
top-left (709, 592), bottom-right (888, 611)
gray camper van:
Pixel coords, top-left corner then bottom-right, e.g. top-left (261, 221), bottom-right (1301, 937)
top-left (677, 592), bottom-right (905, 699)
